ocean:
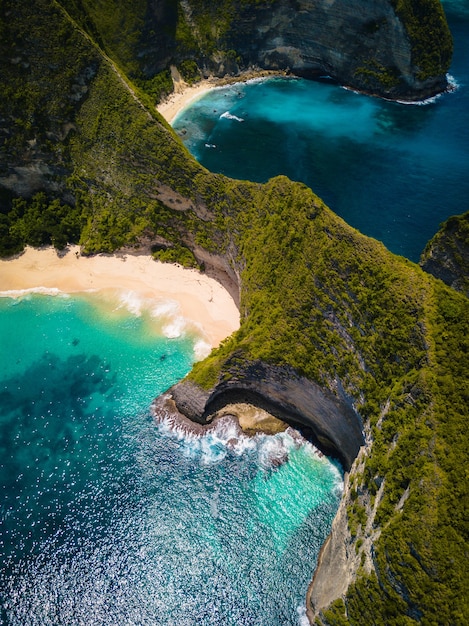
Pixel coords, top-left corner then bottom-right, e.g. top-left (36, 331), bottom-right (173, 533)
top-left (173, 1), bottom-right (469, 262)
top-left (0, 292), bottom-right (342, 625)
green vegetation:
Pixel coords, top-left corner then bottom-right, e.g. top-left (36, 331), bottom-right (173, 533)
top-left (354, 60), bottom-right (401, 89)
top-left (4, 193), bottom-right (82, 253)
top-left (61, 0), bottom-right (147, 77)
top-left (152, 243), bottom-right (199, 269)
top-left (134, 70), bottom-right (174, 104)
top-left (392, 0), bottom-right (453, 80)
top-left (178, 60), bottom-right (202, 85)
top-left (1, 2), bottom-right (466, 625)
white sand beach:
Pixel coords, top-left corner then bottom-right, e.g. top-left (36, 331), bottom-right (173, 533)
top-left (157, 78), bottom-right (216, 124)
top-left (156, 69), bottom-right (284, 124)
top-left (0, 246), bottom-right (240, 349)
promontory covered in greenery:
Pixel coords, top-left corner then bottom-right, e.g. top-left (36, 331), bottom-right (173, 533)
top-left (1, 1), bottom-right (467, 625)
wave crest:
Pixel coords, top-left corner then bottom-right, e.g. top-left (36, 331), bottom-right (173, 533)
top-left (220, 111), bottom-right (244, 122)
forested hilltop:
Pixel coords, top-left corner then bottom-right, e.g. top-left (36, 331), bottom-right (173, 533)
top-left (1, 1), bottom-right (467, 625)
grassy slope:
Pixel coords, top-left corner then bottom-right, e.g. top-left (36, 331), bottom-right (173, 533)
top-left (0, 1), bottom-right (467, 624)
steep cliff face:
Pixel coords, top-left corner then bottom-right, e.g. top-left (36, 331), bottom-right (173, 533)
top-left (165, 359), bottom-right (364, 471)
top-left (420, 211), bottom-right (469, 297)
top-left (62, 0), bottom-right (452, 101)
top-left (176, 0), bottom-right (452, 100)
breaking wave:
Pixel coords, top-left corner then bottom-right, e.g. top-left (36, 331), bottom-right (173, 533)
top-left (220, 111), bottom-right (244, 122)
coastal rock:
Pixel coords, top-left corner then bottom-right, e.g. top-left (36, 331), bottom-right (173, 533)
top-left (168, 360), bottom-right (364, 471)
top-left (420, 211), bottom-right (469, 297)
top-left (306, 474), bottom-right (358, 619)
top-left (166, 0), bottom-right (452, 101)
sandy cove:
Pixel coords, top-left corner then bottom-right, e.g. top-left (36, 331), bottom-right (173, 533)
top-left (156, 68), bottom-right (287, 124)
top-left (0, 246), bottom-right (240, 349)
top-left (157, 78), bottom-right (216, 124)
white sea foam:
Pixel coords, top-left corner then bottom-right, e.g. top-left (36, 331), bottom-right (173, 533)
top-left (162, 316), bottom-right (186, 339)
top-left (220, 111), bottom-right (244, 122)
top-left (150, 299), bottom-right (180, 319)
top-left (193, 338), bottom-right (212, 361)
top-left (155, 402), bottom-right (335, 473)
top-left (117, 290), bottom-right (144, 316)
top-left (396, 75), bottom-right (459, 106)
top-left (0, 287), bottom-right (65, 298)
top-left (297, 604), bottom-right (311, 626)
top-left (446, 74), bottom-right (460, 92)
top-left (257, 434), bottom-right (291, 470)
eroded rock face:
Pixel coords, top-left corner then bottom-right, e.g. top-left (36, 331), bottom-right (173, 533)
top-left (174, 0), bottom-right (452, 101)
top-left (166, 360), bottom-right (364, 471)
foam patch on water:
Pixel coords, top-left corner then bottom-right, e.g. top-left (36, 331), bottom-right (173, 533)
top-left (0, 287), bottom-right (66, 298)
top-left (117, 290), bottom-right (145, 316)
top-left (154, 402), bottom-right (331, 472)
top-left (150, 299), bottom-right (180, 319)
top-left (161, 317), bottom-right (186, 339)
top-left (193, 338), bottom-right (212, 361)
top-left (297, 604), bottom-right (311, 626)
top-left (396, 75), bottom-right (460, 106)
top-left (220, 111), bottom-right (244, 122)
top-left (116, 292), bottom-right (189, 339)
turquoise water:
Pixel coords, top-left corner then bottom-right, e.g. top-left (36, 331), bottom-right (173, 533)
top-left (0, 293), bottom-right (342, 625)
top-left (173, 3), bottom-right (469, 262)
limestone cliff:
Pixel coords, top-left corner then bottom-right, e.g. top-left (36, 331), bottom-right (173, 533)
top-left (62, 1), bottom-right (452, 101)
top-left (171, 0), bottom-right (452, 101)
top-left (162, 359), bottom-right (364, 471)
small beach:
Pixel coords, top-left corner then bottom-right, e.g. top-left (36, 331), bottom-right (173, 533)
top-left (0, 246), bottom-right (239, 348)
top-left (156, 69), bottom-right (286, 124)
top-left (157, 78), bottom-right (216, 124)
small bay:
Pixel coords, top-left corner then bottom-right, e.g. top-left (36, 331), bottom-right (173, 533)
top-left (0, 293), bottom-right (342, 625)
top-left (173, 3), bottom-right (469, 262)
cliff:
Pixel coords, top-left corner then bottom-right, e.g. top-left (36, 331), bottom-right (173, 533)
top-left (1, 2), bottom-right (467, 625)
top-left (420, 211), bottom-right (469, 297)
top-left (60, 0), bottom-right (453, 102)
top-left (164, 359), bottom-right (364, 471)
top-left (177, 0), bottom-right (452, 101)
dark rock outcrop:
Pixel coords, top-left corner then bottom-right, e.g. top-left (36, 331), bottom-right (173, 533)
top-left (165, 360), bottom-right (364, 471)
top-left (168, 0), bottom-right (452, 101)
top-left (420, 212), bottom-right (469, 297)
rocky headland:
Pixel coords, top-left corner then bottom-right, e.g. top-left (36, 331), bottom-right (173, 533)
top-left (420, 211), bottom-right (469, 297)
top-left (158, 361), bottom-right (363, 472)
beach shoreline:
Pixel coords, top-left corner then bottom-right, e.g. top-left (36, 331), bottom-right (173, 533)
top-left (0, 246), bottom-right (240, 350)
top-left (156, 69), bottom-right (288, 124)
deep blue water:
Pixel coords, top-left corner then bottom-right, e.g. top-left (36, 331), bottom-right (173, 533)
top-left (173, 1), bottom-right (469, 262)
top-left (0, 293), bottom-right (342, 625)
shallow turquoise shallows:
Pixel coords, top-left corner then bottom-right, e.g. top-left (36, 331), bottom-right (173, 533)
top-left (0, 293), bottom-right (343, 625)
top-left (173, 3), bottom-right (469, 262)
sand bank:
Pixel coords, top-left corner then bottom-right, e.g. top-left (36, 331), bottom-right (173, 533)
top-left (157, 78), bottom-right (217, 124)
top-left (0, 246), bottom-right (240, 350)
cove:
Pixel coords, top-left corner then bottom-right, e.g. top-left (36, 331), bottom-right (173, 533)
top-left (0, 293), bottom-right (342, 625)
top-left (172, 5), bottom-right (469, 263)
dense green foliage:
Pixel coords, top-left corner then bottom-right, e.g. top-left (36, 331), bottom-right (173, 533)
top-left (1, 2), bottom-right (467, 625)
top-left (392, 0), bottom-right (453, 79)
